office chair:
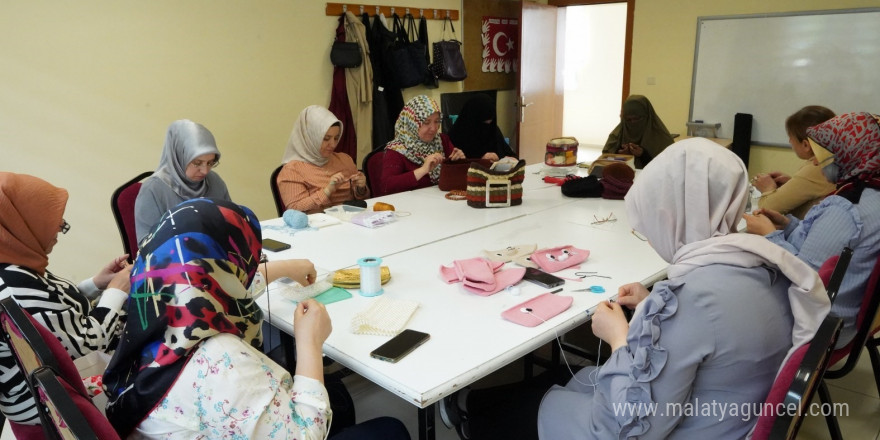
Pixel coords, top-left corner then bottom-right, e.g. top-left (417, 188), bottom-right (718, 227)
top-left (270, 165), bottom-right (285, 217)
top-left (362, 148), bottom-right (386, 197)
top-left (110, 171), bottom-right (153, 263)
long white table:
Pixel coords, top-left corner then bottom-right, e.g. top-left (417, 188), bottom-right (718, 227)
top-left (256, 164), bottom-right (668, 440)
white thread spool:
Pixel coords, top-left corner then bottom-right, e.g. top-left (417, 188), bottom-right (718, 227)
top-left (357, 257), bottom-right (383, 297)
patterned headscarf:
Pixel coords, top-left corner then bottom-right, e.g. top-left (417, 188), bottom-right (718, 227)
top-left (103, 198), bottom-right (263, 436)
top-left (153, 120), bottom-right (222, 199)
top-left (386, 95), bottom-right (444, 183)
top-left (806, 112), bottom-right (880, 202)
top-left (603, 95), bottom-right (675, 169)
top-left (281, 105), bottom-right (343, 166)
top-left (0, 172), bottom-right (68, 275)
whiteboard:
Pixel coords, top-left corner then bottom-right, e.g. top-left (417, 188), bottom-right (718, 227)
top-left (689, 9), bottom-right (880, 146)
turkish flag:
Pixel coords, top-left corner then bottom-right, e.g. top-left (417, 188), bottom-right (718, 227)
top-left (481, 16), bottom-right (518, 73)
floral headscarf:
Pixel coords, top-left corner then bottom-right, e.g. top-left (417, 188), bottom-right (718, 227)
top-left (386, 95), bottom-right (444, 183)
top-left (0, 172), bottom-right (68, 275)
top-left (103, 198), bottom-right (263, 436)
top-left (807, 112), bottom-right (880, 202)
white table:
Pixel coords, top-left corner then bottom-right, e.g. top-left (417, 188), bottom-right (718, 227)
top-left (256, 165), bottom-right (667, 440)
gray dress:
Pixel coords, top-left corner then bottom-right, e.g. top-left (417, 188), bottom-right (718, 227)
top-left (538, 263), bottom-right (794, 439)
top-left (134, 173), bottom-right (230, 241)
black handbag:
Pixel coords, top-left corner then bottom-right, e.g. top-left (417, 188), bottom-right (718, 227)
top-left (389, 14), bottom-right (428, 89)
top-left (330, 41), bottom-right (362, 68)
top-left (431, 17), bottom-right (467, 81)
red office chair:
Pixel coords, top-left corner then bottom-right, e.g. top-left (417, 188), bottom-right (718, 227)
top-left (0, 297), bottom-right (120, 440)
top-left (362, 148), bottom-right (385, 197)
top-left (751, 316), bottom-right (843, 440)
top-left (814, 251), bottom-right (880, 440)
top-left (110, 171), bottom-right (152, 263)
top-left (270, 165), bottom-right (285, 217)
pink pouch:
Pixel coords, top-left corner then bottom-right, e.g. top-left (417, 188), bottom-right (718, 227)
top-left (501, 292), bottom-right (574, 327)
top-left (463, 267), bottom-right (525, 296)
top-left (530, 245), bottom-right (589, 273)
top-left (439, 258), bottom-right (505, 286)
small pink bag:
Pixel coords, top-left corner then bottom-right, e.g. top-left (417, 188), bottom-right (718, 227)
top-left (501, 293), bottom-right (574, 327)
top-left (530, 245), bottom-right (589, 273)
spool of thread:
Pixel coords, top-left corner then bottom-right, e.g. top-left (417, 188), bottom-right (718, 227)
top-left (373, 202), bottom-right (395, 211)
top-left (357, 257), bottom-right (384, 297)
top-left (283, 209), bottom-right (310, 229)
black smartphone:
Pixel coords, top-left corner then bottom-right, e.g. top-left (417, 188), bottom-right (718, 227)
top-left (370, 329), bottom-right (430, 363)
top-left (262, 238), bottom-right (291, 252)
top-left (522, 267), bottom-right (565, 288)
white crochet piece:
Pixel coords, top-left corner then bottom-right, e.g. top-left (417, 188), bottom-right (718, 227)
top-left (350, 297), bottom-right (420, 336)
top-left (275, 276), bottom-right (334, 303)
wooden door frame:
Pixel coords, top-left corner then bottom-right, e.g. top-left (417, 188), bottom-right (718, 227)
top-left (549, 0), bottom-right (634, 103)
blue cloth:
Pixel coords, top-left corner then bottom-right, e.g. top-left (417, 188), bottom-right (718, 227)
top-left (766, 189), bottom-right (880, 346)
top-left (538, 264), bottom-right (794, 439)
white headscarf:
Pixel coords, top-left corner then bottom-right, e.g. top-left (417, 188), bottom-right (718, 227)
top-left (153, 120), bottom-right (221, 199)
top-left (281, 105), bottom-right (343, 166)
top-left (625, 139), bottom-right (830, 379)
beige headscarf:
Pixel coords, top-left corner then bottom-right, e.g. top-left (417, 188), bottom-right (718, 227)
top-left (0, 172), bottom-right (68, 274)
top-left (625, 139), bottom-right (830, 376)
top-left (281, 105), bottom-right (343, 166)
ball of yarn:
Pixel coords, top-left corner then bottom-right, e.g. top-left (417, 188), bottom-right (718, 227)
top-left (283, 209), bottom-right (310, 229)
top-left (373, 202), bottom-right (395, 211)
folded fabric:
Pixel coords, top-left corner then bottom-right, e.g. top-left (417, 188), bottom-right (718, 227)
top-left (351, 297), bottom-right (420, 336)
top-left (501, 292), bottom-right (574, 327)
top-left (482, 244), bottom-right (537, 263)
top-left (561, 175), bottom-right (603, 198)
top-left (333, 266), bottom-right (392, 288)
top-left (440, 258), bottom-right (525, 296)
top-left (276, 278), bottom-right (334, 303)
top-left (531, 245), bottom-right (590, 273)
top-left (601, 162), bottom-right (635, 199)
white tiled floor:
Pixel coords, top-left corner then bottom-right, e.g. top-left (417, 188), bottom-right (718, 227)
top-left (346, 347), bottom-right (880, 440)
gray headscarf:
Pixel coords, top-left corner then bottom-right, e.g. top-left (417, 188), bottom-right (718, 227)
top-left (153, 120), bottom-right (221, 199)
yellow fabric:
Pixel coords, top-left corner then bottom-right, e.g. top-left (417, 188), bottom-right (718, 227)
top-left (332, 266), bottom-right (391, 288)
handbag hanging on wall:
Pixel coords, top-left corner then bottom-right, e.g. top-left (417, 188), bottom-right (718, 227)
top-left (390, 13), bottom-right (429, 89)
top-left (466, 159), bottom-right (526, 208)
top-left (431, 17), bottom-right (467, 81)
top-left (330, 41), bottom-right (362, 68)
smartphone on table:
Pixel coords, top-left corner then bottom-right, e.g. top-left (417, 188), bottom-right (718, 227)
top-left (262, 238), bottom-right (291, 252)
top-left (370, 329), bottom-right (431, 363)
top-left (522, 267), bottom-right (565, 289)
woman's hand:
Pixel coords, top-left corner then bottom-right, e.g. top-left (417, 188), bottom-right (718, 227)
top-left (293, 299), bottom-right (332, 382)
top-left (268, 259), bottom-right (317, 286)
top-left (481, 152), bottom-right (500, 162)
top-left (106, 265), bottom-right (133, 293)
top-left (591, 301), bottom-right (629, 351)
top-left (448, 148), bottom-right (466, 161)
top-left (616, 282), bottom-right (650, 310)
top-left (93, 254), bottom-right (130, 289)
top-left (324, 172), bottom-right (346, 197)
top-left (351, 171), bottom-right (367, 189)
top-left (620, 143), bottom-right (643, 157)
top-left (744, 208), bottom-right (788, 235)
top-left (420, 153), bottom-right (444, 173)
top-left (769, 171), bottom-right (791, 186)
top-left (752, 173), bottom-right (778, 193)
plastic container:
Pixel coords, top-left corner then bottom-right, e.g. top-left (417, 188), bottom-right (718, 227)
top-left (544, 137), bottom-right (579, 176)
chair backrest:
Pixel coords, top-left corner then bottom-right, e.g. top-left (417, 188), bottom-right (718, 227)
top-left (110, 171), bottom-right (153, 263)
top-left (731, 112), bottom-right (753, 168)
top-left (362, 148), bottom-right (386, 198)
top-left (826, 252), bottom-right (880, 375)
top-left (270, 165), bottom-right (285, 217)
top-left (752, 316), bottom-right (843, 440)
top-left (818, 247), bottom-right (854, 303)
top-left (33, 368), bottom-right (120, 440)
top-left (439, 90), bottom-right (498, 134)
top-left (0, 297), bottom-right (94, 440)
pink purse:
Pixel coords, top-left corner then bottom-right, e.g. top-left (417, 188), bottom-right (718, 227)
top-left (501, 293), bottom-right (574, 327)
top-left (530, 245), bottom-right (590, 273)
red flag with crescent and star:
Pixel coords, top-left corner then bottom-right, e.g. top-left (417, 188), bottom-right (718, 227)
top-left (481, 16), bottom-right (518, 73)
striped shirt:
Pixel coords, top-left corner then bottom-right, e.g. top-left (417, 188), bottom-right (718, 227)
top-left (277, 153), bottom-right (369, 214)
top-left (0, 264), bottom-right (127, 424)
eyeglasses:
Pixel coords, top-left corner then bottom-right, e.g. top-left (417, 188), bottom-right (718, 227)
top-left (188, 159), bottom-right (220, 170)
top-left (60, 219), bottom-right (71, 234)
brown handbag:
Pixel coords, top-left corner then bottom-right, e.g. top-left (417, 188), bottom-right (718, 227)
top-left (438, 159), bottom-right (492, 191)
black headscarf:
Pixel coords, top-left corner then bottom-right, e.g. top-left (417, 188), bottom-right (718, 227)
top-left (448, 94), bottom-right (515, 159)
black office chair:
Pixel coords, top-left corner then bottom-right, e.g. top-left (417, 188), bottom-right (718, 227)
top-left (270, 165), bottom-right (285, 217)
top-left (731, 113), bottom-right (753, 168)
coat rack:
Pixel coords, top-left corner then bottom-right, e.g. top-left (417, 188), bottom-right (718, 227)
top-left (325, 3), bottom-right (459, 20)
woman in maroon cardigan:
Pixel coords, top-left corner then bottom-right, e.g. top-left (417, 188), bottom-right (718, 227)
top-left (382, 95), bottom-right (465, 195)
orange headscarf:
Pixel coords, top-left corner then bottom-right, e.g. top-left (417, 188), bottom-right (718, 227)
top-left (0, 172), bottom-right (68, 274)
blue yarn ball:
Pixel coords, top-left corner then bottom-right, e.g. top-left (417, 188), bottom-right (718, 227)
top-left (282, 209), bottom-right (309, 229)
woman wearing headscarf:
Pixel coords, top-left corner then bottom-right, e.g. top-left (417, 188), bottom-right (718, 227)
top-left (602, 95), bottom-right (675, 169)
top-left (278, 105), bottom-right (369, 214)
top-left (746, 112), bottom-right (880, 347)
top-left (382, 95), bottom-right (465, 195)
top-left (537, 139), bottom-right (829, 439)
top-left (753, 105), bottom-right (837, 219)
top-left (134, 119), bottom-right (231, 242)
top-left (0, 172), bottom-right (130, 431)
top-left (448, 93), bottom-right (515, 161)
top-left (103, 198), bottom-right (410, 440)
